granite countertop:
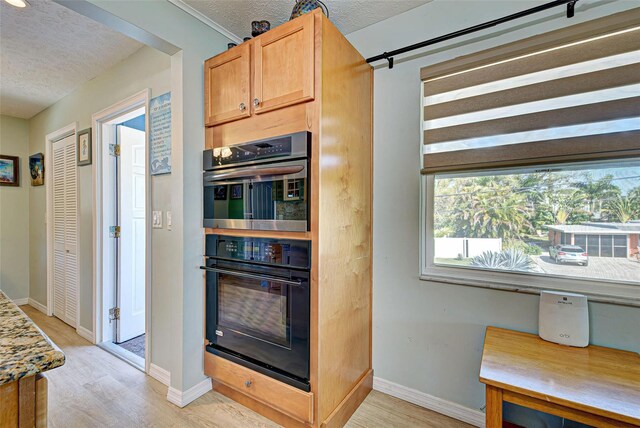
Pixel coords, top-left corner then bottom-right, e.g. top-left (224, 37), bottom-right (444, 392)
top-left (0, 291), bottom-right (65, 385)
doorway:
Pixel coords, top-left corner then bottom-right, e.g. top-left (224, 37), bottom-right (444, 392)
top-left (114, 116), bottom-right (146, 358)
top-left (92, 91), bottom-right (151, 372)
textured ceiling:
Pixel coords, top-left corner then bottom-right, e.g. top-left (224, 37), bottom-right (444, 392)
top-left (180, 0), bottom-right (433, 40)
top-left (0, 0), bottom-right (143, 119)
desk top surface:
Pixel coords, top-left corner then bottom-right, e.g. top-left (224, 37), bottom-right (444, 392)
top-left (479, 326), bottom-right (640, 425)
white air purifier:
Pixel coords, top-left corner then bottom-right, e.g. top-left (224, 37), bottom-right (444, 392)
top-left (539, 290), bottom-right (589, 347)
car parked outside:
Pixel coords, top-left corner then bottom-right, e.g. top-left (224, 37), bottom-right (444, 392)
top-left (549, 245), bottom-right (589, 266)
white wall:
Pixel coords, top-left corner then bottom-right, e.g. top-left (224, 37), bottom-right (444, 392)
top-left (0, 115), bottom-right (30, 301)
top-left (82, 0), bottom-right (232, 392)
top-left (347, 0), bottom-right (640, 413)
top-left (28, 45), bottom-right (171, 331)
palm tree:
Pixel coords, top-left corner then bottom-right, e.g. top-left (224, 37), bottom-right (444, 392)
top-left (555, 209), bottom-right (570, 225)
top-left (543, 188), bottom-right (588, 226)
top-left (576, 174), bottom-right (621, 220)
top-left (605, 197), bottom-right (638, 223)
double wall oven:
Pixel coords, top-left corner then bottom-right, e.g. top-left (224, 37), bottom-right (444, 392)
top-left (202, 131), bottom-right (313, 391)
top-left (201, 235), bottom-right (311, 391)
top-left (203, 132), bottom-right (311, 232)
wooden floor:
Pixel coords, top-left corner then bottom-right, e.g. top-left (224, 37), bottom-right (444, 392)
top-left (21, 305), bottom-right (471, 428)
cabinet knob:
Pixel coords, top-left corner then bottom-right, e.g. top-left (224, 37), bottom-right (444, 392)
top-left (253, 98), bottom-right (260, 107)
top-left (245, 380), bottom-right (252, 387)
top-left (239, 102), bottom-right (246, 112)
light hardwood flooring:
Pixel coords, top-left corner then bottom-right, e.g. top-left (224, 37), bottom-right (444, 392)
top-left (21, 305), bottom-right (471, 428)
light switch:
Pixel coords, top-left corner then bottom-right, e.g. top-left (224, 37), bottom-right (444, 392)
top-left (152, 211), bottom-right (163, 229)
top-left (166, 211), bottom-right (172, 231)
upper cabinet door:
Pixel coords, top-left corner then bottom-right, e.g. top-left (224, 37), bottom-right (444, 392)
top-left (205, 43), bottom-right (251, 126)
top-left (253, 13), bottom-right (315, 114)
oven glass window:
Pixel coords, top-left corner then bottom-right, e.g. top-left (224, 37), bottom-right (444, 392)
top-left (218, 274), bottom-right (289, 347)
top-left (208, 182), bottom-right (250, 220)
top-left (252, 178), bottom-right (307, 222)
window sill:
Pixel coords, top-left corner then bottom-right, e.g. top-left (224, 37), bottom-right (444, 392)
top-left (419, 268), bottom-right (640, 307)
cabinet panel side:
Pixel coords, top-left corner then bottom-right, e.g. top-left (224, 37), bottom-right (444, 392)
top-left (316, 15), bottom-right (373, 424)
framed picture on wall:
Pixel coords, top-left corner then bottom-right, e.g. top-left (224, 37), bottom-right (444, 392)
top-left (29, 153), bottom-right (44, 186)
top-left (0, 155), bottom-right (19, 186)
top-left (230, 184), bottom-right (243, 200)
top-left (77, 128), bottom-right (92, 166)
top-left (213, 185), bottom-right (228, 200)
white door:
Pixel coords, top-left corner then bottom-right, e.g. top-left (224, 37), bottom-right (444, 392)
top-left (117, 126), bottom-right (146, 342)
top-left (52, 135), bottom-right (78, 328)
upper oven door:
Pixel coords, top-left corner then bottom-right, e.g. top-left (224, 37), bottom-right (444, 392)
top-left (203, 159), bottom-right (309, 231)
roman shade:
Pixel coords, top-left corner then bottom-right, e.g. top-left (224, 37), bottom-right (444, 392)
top-left (420, 8), bottom-right (640, 174)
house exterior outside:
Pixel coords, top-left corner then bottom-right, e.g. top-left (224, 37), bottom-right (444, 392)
top-left (548, 221), bottom-right (640, 259)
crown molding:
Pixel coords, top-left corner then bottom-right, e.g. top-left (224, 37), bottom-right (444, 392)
top-left (166, 0), bottom-right (242, 44)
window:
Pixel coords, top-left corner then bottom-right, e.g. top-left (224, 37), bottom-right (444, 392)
top-left (420, 11), bottom-right (640, 304)
top-left (431, 159), bottom-right (639, 278)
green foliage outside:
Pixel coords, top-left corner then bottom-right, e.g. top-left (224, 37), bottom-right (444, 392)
top-left (471, 249), bottom-right (535, 272)
top-left (434, 169), bottom-right (640, 242)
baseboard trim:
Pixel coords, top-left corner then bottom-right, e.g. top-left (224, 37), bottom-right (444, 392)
top-left (76, 325), bottom-right (95, 344)
top-left (28, 298), bottom-right (48, 314)
top-left (149, 364), bottom-right (171, 387)
top-left (12, 298), bottom-right (29, 305)
top-left (323, 369), bottom-right (373, 428)
top-left (167, 378), bottom-right (212, 408)
top-left (373, 377), bottom-right (485, 427)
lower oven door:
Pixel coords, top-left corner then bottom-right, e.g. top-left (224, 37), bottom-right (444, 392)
top-left (203, 159), bottom-right (309, 231)
top-left (204, 261), bottom-right (310, 385)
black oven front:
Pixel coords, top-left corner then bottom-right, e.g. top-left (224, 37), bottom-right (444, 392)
top-left (201, 235), bottom-right (311, 391)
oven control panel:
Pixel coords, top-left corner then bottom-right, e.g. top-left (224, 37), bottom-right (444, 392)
top-left (206, 235), bottom-right (310, 269)
top-left (211, 139), bottom-right (291, 166)
top-left (203, 132), bottom-right (310, 171)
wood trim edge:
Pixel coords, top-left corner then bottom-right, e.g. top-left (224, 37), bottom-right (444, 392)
top-left (503, 390), bottom-right (639, 428)
top-left (320, 369), bottom-right (373, 428)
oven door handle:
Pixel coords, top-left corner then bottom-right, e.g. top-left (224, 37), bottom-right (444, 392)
top-left (199, 266), bottom-right (303, 286)
top-left (204, 165), bottom-right (304, 182)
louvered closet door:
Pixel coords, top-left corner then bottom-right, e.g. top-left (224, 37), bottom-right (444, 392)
top-left (52, 135), bottom-right (78, 328)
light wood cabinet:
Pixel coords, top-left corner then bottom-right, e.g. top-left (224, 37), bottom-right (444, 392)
top-left (254, 12), bottom-right (315, 114)
top-left (205, 352), bottom-right (314, 424)
top-left (0, 374), bottom-right (48, 427)
top-left (204, 13), bottom-right (315, 126)
top-left (204, 43), bottom-right (251, 126)
top-left (203, 10), bottom-right (372, 428)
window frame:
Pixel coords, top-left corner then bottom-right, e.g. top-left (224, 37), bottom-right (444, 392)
top-left (417, 12), bottom-right (640, 306)
top-left (420, 172), bottom-right (640, 307)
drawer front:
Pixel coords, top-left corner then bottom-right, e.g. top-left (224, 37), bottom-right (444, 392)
top-left (205, 352), bottom-right (313, 424)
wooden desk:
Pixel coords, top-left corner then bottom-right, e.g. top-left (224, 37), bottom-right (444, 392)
top-left (479, 327), bottom-right (640, 428)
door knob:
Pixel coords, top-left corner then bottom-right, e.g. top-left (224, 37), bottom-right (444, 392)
top-left (253, 98), bottom-right (260, 107)
top-left (239, 102), bottom-right (246, 111)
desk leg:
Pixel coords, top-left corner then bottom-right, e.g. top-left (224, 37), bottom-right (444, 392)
top-left (486, 385), bottom-right (503, 428)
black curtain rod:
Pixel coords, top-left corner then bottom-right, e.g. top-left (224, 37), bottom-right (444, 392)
top-left (366, 0), bottom-right (579, 69)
